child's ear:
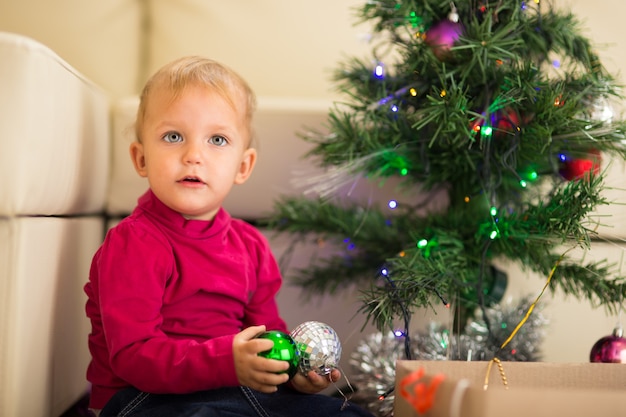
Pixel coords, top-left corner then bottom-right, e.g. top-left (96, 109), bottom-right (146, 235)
top-left (129, 141), bottom-right (148, 177)
top-left (234, 148), bottom-right (257, 185)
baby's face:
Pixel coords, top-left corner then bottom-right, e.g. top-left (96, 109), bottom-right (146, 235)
top-left (131, 85), bottom-right (256, 220)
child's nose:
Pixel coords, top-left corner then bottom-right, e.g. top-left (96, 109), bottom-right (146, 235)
top-left (183, 141), bottom-right (203, 164)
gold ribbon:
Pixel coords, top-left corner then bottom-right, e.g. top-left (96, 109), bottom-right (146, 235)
top-left (484, 247), bottom-right (573, 389)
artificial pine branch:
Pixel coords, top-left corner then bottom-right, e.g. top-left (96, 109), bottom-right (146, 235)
top-left (266, 0), bottom-right (626, 333)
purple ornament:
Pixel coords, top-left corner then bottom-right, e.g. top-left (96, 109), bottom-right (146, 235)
top-left (589, 326), bottom-right (626, 363)
top-left (425, 20), bottom-right (463, 60)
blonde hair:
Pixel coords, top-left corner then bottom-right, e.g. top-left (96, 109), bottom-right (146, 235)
top-left (135, 56), bottom-right (257, 144)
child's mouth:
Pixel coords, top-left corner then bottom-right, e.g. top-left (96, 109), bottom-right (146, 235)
top-left (180, 176), bottom-right (204, 184)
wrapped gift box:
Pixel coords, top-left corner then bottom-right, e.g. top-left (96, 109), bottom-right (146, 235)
top-left (394, 360), bottom-right (626, 417)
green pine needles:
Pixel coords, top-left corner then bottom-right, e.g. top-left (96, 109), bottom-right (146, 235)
top-left (266, 0), bottom-right (626, 333)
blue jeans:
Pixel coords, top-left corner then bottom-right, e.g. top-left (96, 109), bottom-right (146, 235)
top-left (100, 385), bottom-right (374, 417)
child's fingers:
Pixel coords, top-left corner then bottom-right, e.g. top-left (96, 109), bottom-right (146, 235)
top-left (239, 325), bottom-right (266, 341)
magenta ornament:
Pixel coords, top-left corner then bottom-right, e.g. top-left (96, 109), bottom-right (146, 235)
top-left (425, 20), bottom-right (463, 60)
top-left (589, 326), bottom-right (626, 363)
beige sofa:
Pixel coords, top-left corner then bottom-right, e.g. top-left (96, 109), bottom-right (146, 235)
top-left (0, 32), bottom-right (108, 416)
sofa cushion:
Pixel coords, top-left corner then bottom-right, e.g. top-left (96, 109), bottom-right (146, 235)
top-left (0, 217), bottom-right (102, 417)
top-left (0, 32), bottom-right (109, 216)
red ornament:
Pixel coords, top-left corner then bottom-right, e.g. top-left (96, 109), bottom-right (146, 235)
top-left (493, 108), bottom-right (521, 135)
top-left (425, 20), bottom-right (463, 60)
top-left (560, 149), bottom-right (601, 181)
top-left (590, 326), bottom-right (626, 363)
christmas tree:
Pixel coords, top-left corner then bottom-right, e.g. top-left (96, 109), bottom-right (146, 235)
top-left (267, 0), bottom-right (626, 342)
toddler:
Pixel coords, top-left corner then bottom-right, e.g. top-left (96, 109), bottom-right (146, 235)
top-left (84, 56), bottom-right (374, 417)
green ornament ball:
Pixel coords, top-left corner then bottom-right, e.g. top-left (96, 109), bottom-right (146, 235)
top-left (257, 330), bottom-right (299, 378)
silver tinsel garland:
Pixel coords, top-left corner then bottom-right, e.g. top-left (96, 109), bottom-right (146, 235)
top-left (349, 296), bottom-right (548, 416)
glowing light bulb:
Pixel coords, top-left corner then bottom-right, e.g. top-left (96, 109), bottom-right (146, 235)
top-left (400, 168), bottom-right (408, 176)
top-left (490, 230), bottom-right (499, 239)
top-left (554, 95), bottom-right (563, 106)
top-left (388, 200), bottom-right (398, 209)
top-left (374, 63), bottom-right (384, 79)
top-left (490, 206), bottom-right (497, 216)
top-left (409, 88), bottom-right (417, 96)
top-left (417, 239), bottom-right (428, 249)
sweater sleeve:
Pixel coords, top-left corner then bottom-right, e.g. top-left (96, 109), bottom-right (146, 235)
top-left (93, 221), bottom-right (240, 394)
top-left (239, 225), bottom-right (288, 333)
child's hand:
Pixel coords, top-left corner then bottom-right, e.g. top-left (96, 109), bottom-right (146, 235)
top-left (289, 368), bottom-right (341, 394)
top-left (233, 325), bottom-right (290, 393)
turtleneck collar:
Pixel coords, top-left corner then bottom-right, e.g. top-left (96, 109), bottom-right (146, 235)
top-left (136, 190), bottom-right (231, 239)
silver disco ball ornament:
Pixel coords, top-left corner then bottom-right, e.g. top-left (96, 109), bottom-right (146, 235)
top-left (290, 321), bottom-right (342, 376)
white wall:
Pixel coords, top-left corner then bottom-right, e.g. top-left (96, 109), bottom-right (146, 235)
top-left (0, 0), bottom-right (142, 99)
top-left (0, 0), bottom-right (373, 100)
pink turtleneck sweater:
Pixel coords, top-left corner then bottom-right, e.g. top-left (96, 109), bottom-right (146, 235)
top-left (84, 190), bottom-right (287, 409)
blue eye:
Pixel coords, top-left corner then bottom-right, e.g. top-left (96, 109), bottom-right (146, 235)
top-left (209, 135), bottom-right (227, 146)
top-left (163, 132), bottom-right (183, 143)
